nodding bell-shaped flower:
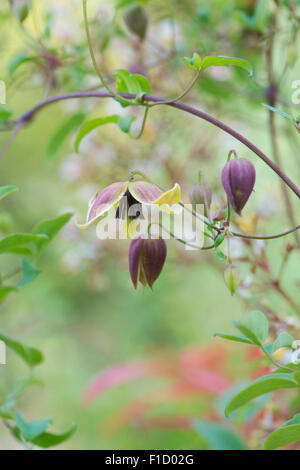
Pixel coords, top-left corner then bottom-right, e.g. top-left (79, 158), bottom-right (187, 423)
top-left (221, 158), bottom-right (256, 216)
top-left (78, 180), bottom-right (181, 229)
top-left (129, 238), bottom-right (167, 289)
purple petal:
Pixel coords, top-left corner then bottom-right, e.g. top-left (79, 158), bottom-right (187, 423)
top-left (129, 238), bottom-right (143, 289)
top-left (129, 181), bottom-right (162, 203)
top-left (142, 239), bottom-right (167, 289)
top-left (87, 182), bottom-right (127, 224)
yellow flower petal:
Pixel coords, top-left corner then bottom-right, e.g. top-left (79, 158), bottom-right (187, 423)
top-left (273, 347), bottom-right (288, 361)
top-left (153, 183), bottom-right (181, 205)
top-left (153, 183), bottom-right (181, 214)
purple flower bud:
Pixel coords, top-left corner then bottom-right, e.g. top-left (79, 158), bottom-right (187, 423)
top-left (189, 183), bottom-right (212, 216)
top-left (129, 238), bottom-right (167, 289)
top-left (221, 158), bottom-right (256, 215)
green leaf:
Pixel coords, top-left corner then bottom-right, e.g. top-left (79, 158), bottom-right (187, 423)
top-left (0, 378), bottom-right (42, 413)
top-left (33, 212), bottom-right (73, 253)
top-left (215, 333), bottom-right (254, 345)
top-left (184, 52), bottom-right (202, 69)
top-left (283, 414), bottom-right (300, 427)
top-left (261, 103), bottom-right (294, 122)
top-left (0, 185), bottom-right (19, 201)
top-left (235, 310), bottom-right (269, 346)
top-left (235, 0), bottom-right (271, 33)
top-left (265, 414), bottom-right (300, 450)
top-left (17, 259), bottom-right (40, 287)
top-left (293, 371), bottom-right (300, 384)
top-left (216, 250), bottom-right (227, 261)
top-left (11, 0), bottom-right (32, 23)
top-left (14, 412), bottom-right (52, 441)
top-left (214, 233), bottom-right (225, 247)
top-left (0, 333), bottom-right (43, 367)
top-left (0, 106), bottom-right (12, 122)
top-left (0, 287), bottom-right (15, 303)
top-left (6, 247), bottom-right (33, 256)
top-left (115, 69), bottom-right (134, 94)
top-left (47, 112), bottom-right (86, 160)
top-left (117, 115), bottom-right (135, 133)
top-left (273, 332), bottom-right (295, 353)
top-left (200, 56), bottom-right (253, 76)
top-left (0, 233), bottom-right (48, 255)
top-left (75, 116), bottom-right (119, 152)
top-left (0, 411), bottom-right (13, 419)
top-left (116, 0), bottom-right (137, 8)
top-left (225, 373), bottom-right (298, 416)
top-left (8, 53), bottom-right (38, 77)
top-left (114, 69), bottom-right (151, 96)
top-left (31, 423), bottom-right (77, 448)
top-left (193, 420), bottom-right (246, 450)
top-left (132, 73), bottom-right (152, 95)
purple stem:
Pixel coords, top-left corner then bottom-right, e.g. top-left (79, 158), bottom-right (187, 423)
top-left (14, 91), bottom-right (300, 199)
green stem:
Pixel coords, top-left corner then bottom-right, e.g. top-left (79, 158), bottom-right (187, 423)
top-left (147, 222), bottom-right (215, 250)
top-left (148, 71), bottom-right (200, 107)
top-left (226, 199), bottom-right (231, 225)
top-left (227, 149), bottom-right (237, 161)
top-left (231, 225), bottom-right (300, 240)
top-left (129, 106), bottom-right (150, 140)
top-left (82, 0), bottom-right (133, 106)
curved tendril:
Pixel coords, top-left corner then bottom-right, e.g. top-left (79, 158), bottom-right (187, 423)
top-left (148, 71), bottom-right (200, 108)
top-left (129, 107), bottom-right (150, 140)
top-left (230, 224), bottom-right (300, 241)
top-left (82, 0), bottom-right (133, 106)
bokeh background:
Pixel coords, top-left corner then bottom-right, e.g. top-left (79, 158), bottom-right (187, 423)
top-left (0, 0), bottom-right (300, 449)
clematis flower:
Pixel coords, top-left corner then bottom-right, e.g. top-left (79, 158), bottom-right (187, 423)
top-left (129, 238), bottom-right (167, 289)
top-left (79, 180), bottom-right (181, 229)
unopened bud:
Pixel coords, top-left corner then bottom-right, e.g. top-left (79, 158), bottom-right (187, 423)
top-left (189, 182), bottom-right (212, 216)
top-left (224, 265), bottom-right (240, 295)
top-left (212, 209), bottom-right (227, 222)
top-left (124, 6), bottom-right (148, 41)
top-left (10, 0), bottom-right (31, 23)
top-left (221, 157), bottom-right (256, 215)
top-left (129, 238), bottom-right (167, 290)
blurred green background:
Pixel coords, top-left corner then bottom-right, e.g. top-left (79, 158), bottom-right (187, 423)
top-left (0, 0), bottom-right (300, 449)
